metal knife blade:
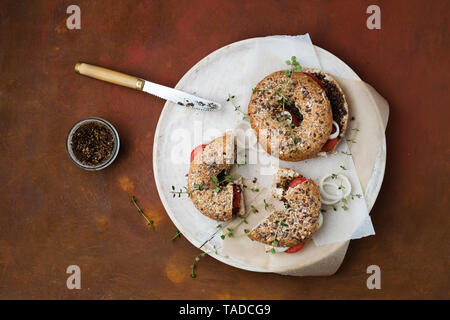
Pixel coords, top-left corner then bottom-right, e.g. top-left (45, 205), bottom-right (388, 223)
top-left (142, 80), bottom-right (222, 111)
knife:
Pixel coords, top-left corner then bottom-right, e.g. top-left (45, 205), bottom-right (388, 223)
top-left (74, 62), bottom-right (222, 111)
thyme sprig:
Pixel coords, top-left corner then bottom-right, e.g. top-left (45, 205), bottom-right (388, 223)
top-left (227, 94), bottom-right (249, 120)
top-left (190, 246), bottom-right (218, 279)
top-left (130, 195), bottom-right (154, 229)
top-left (190, 252), bottom-right (207, 278)
top-left (219, 205), bottom-right (256, 240)
top-left (170, 185), bottom-right (190, 198)
top-left (170, 230), bottom-right (181, 242)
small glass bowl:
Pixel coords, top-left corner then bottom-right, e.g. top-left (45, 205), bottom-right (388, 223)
top-left (67, 117), bottom-right (120, 171)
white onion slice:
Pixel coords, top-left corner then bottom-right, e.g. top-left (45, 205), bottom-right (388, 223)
top-left (321, 182), bottom-right (343, 201)
top-left (329, 120), bottom-right (340, 140)
top-left (321, 197), bottom-right (341, 205)
top-left (339, 174), bottom-right (352, 198)
top-left (281, 111), bottom-right (292, 124)
top-left (319, 173), bottom-right (352, 205)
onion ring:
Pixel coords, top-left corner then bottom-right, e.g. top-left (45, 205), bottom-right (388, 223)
top-left (329, 120), bottom-right (340, 140)
top-left (321, 182), bottom-right (343, 200)
top-left (319, 173), bottom-right (352, 205)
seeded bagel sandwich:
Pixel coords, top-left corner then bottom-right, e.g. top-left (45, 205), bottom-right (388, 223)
top-left (188, 133), bottom-right (245, 221)
top-left (248, 71), bottom-right (333, 161)
top-left (248, 167), bottom-right (321, 253)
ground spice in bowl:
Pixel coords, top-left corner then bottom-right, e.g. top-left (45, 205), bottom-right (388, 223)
top-left (71, 122), bottom-right (114, 166)
top-left (67, 118), bottom-right (119, 170)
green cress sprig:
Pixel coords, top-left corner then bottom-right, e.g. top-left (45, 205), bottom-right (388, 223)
top-left (284, 56), bottom-right (302, 76)
top-left (130, 195), bottom-right (154, 229)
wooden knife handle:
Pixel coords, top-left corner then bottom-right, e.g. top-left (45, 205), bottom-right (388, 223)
top-left (75, 62), bottom-right (144, 90)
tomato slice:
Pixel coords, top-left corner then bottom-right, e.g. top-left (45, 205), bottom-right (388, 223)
top-left (321, 138), bottom-right (338, 152)
top-left (303, 72), bottom-right (326, 91)
top-left (232, 185), bottom-right (241, 215)
top-left (285, 242), bottom-right (305, 253)
top-left (190, 144), bottom-right (207, 163)
top-left (288, 177), bottom-right (307, 189)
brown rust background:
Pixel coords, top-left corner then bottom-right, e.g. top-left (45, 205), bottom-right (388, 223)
top-left (0, 0), bottom-right (448, 299)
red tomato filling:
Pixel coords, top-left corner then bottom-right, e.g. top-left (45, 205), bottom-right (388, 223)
top-left (285, 109), bottom-right (300, 127)
top-left (288, 177), bottom-right (307, 189)
top-left (190, 144), bottom-right (207, 163)
top-left (285, 243), bottom-right (305, 253)
top-left (303, 72), bottom-right (326, 91)
top-left (321, 138), bottom-right (338, 152)
top-left (232, 185), bottom-right (241, 215)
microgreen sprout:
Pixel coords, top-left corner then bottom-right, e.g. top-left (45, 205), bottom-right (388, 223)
top-left (285, 56), bottom-right (302, 76)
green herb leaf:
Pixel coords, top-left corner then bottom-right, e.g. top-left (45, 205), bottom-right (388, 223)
top-left (193, 183), bottom-right (203, 190)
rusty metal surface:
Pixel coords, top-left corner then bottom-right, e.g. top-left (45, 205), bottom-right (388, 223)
top-left (0, 0), bottom-right (448, 299)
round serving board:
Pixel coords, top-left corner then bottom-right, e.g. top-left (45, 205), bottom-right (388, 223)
top-left (153, 37), bottom-right (386, 274)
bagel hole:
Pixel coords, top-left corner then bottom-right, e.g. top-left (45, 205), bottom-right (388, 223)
top-left (216, 169), bottom-right (228, 184)
top-left (284, 101), bottom-right (303, 127)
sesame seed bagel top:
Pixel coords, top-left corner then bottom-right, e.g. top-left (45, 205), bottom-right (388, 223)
top-left (249, 71), bottom-right (333, 161)
top-left (248, 177), bottom-right (321, 247)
